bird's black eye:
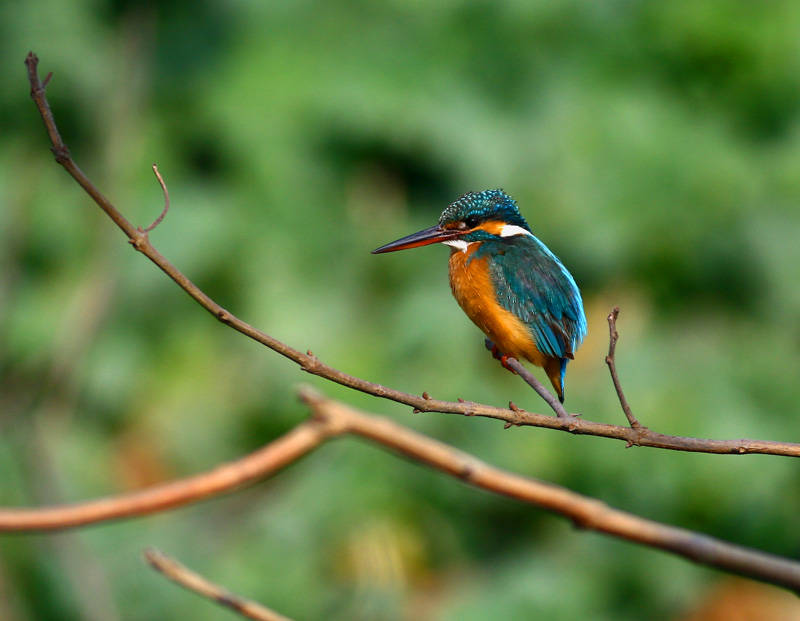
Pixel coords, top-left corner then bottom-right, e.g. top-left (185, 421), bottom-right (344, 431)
top-left (464, 216), bottom-right (480, 229)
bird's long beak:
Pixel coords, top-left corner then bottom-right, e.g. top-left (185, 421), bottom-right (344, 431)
top-left (371, 225), bottom-right (461, 254)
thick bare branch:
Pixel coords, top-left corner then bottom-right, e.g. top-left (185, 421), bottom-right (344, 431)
top-left (2, 386), bottom-right (800, 593)
top-left (300, 389), bottom-right (800, 595)
top-left (22, 52), bottom-right (800, 458)
top-left (0, 422), bottom-right (330, 531)
top-left (145, 548), bottom-right (292, 621)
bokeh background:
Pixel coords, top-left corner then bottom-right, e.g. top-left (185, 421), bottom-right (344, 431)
top-left (2, 1), bottom-right (800, 619)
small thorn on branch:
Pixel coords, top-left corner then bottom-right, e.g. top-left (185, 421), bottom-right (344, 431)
top-left (458, 397), bottom-right (466, 403)
top-left (422, 391), bottom-right (430, 400)
top-left (128, 235), bottom-right (148, 252)
top-left (144, 164), bottom-right (170, 233)
top-left (509, 401), bottom-right (519, 411)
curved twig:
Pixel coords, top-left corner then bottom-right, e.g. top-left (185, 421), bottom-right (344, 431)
top-left (143, 164), bottom-right (169, 233)
top-left (22, 52), bottom-right (800, 462)
top-left (145, 548), bottom-right (292, 621)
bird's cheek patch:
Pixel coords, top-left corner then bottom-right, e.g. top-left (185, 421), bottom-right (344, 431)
top-left (479, 221), bottom-right (506, 235)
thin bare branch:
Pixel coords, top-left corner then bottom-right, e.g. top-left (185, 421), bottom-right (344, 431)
top-left (605, 307), bottom-right (641, 428)
top-left (483, 338), bottom-right (573, 419)
top-left (26, 53), bottom-right (140, 240)
top-left (22, 51), bottom-right (800, 460)
top-left (508, 358), bottom-right (571, 418)
top-left (145, 548), bottom-right (292, 621)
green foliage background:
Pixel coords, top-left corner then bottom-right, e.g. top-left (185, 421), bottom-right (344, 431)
top-left (1, 1), bottom-right (800, 619)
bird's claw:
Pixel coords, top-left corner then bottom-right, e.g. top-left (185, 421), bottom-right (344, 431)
top-left (490, 344), bottom-right (518, 375)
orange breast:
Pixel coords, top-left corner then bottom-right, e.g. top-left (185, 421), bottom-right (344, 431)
top-left (448, 245), bottom-right (549, 369)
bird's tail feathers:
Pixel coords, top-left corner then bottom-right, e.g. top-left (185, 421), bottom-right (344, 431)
top-left (544, 357), bottom-right (569, 403)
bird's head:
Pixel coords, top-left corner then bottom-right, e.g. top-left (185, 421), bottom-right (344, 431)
top-left (372, 189), bottom-right (532, 254)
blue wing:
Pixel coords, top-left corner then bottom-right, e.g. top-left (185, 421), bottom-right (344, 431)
top-left (480, 234), bottom-right (587, 360)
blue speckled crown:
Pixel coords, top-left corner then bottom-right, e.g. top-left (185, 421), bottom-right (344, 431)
top-left (439, 189), bottom-right (531, 231)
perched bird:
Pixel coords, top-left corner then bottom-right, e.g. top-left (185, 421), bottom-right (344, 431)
top-left (372, 189), bottom-right (586, 402)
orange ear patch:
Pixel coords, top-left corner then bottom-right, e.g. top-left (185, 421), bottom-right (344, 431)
top-left (476, 220), bottom-right (506, 235)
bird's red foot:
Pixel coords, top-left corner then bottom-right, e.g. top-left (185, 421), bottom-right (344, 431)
top-left (491, 344), bottom-right (518, 375)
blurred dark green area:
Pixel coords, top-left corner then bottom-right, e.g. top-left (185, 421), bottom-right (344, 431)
top-left (2, 1), bottom-right (800, 619)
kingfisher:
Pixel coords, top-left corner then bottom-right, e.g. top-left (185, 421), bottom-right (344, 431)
top-left (372, 189), bottom-right (586, 403)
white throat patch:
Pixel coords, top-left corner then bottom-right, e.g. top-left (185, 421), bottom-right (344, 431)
top-left (443, 239), bottom-right (472, 253)
top-left (499, 224), bottom-right (533, 238)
